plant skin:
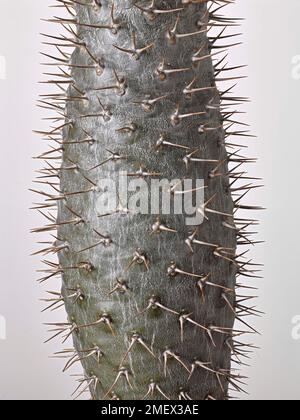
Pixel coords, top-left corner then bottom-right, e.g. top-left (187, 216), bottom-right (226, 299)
top-left (34, 0), bottom-right (261, 400)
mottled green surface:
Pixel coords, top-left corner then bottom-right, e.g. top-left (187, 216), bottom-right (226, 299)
top-left (58, 0), bottom-right (237, 400)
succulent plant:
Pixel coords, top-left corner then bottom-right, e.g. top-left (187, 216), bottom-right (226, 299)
top-left (34, 0), bottom-right (261, 400)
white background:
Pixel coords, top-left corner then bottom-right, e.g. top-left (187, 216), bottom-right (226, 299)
top-left (0, 0), bottom-right (299, 400)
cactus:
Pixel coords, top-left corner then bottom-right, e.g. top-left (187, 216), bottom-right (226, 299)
top-left (34, 0), bottom-right (261, 400)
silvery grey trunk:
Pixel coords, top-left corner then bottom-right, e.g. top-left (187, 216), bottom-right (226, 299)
top-left (54, 0), bottom-right (241, 400)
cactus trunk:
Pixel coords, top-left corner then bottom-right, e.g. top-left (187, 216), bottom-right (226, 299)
top-left (35, 0), bottom-right (258, 401)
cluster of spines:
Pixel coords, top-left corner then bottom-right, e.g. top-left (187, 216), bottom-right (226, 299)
top-left (33, 0), bottom-right (262, 400)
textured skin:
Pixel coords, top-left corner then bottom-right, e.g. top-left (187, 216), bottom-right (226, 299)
top-left (56, 0), bottom-right (237, 400)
